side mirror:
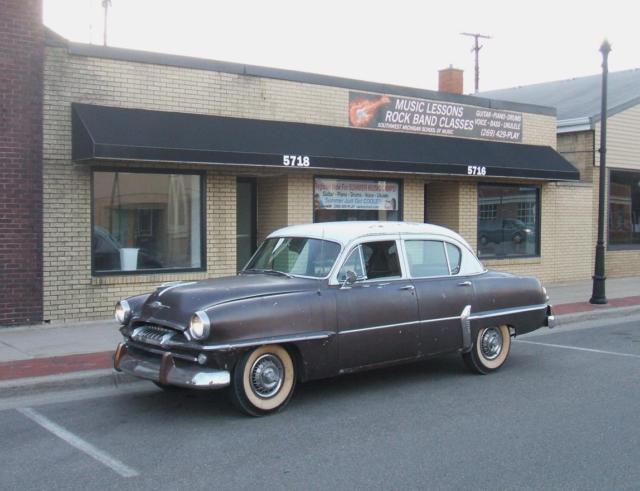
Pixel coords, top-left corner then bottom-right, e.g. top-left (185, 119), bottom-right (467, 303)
top-left (340, 270), bottom-right (358, 289)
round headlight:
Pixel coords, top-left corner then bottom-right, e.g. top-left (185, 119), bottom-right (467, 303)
top-left (189, 311), bottom-right (211, 340)
top-left (115, 300), bottom-right (131, 325)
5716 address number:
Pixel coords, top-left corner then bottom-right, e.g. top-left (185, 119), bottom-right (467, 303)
top-left (467, 165), bottom-right (487, 176)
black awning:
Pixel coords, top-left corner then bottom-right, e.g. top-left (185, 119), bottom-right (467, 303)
top-left (72, 103), bottom-right (579, 181)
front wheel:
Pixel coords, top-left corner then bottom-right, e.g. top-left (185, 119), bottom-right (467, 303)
top-left (462, 325), bottom-right (511, 374)
top-left (229, 344), bottom-right (296, 417)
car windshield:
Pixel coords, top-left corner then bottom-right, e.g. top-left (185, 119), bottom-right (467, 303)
top-left (243, 237), bottom-right (341, 279)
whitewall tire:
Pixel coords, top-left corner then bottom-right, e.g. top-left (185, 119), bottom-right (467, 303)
top-left (230, 344), bottom-right (296, 416)
top-left (462, 324), bottom-right (511, 374)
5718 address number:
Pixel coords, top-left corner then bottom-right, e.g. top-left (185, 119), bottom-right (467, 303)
top-left (283, 155), bottom-right (310, 167)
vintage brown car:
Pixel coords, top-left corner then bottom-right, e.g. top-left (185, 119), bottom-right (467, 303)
top-left (113, 221), bottom-right (554, 416)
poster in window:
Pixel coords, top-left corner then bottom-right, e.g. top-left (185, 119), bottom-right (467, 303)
top-left (314, 178), bottom-right (399, 211)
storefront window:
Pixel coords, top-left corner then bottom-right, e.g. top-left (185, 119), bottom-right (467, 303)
top-left (314, 178), bottom-right (401, 222)
top-left (609, 169), bottom-right (640, 247)
top-left (92, 170), bottom-right (204, 274)
top-left (477, 184), bottom-right (539, 259)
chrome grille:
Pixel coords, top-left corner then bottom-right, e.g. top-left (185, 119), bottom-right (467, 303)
top-left (131, 324), bottom-right (177, 347)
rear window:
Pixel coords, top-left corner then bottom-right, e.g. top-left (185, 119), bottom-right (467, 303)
top-left (405, 240), bottom-right (450, 277)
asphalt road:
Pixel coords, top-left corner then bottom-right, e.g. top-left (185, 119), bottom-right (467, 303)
top-left (1, 316), bottom-right (639, 490)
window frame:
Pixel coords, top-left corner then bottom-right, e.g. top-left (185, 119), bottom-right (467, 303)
top-left (335, 239), bottom-right (405, 284)
top-left (607, 168), bottom-right (640, 250)
top-left (477, 183), bottom-right (541, 260)
top-left (403, 239), bottom-right (458, 279)
top-left (312, 175), bottom-right (403, 223)
top-left (90, 167), bottom-right (207, 277)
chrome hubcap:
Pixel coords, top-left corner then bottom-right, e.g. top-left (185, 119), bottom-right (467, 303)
top-left (480, 327), bottom-right (503, 360)
top-left (250, 354), bottom-right (284, 398)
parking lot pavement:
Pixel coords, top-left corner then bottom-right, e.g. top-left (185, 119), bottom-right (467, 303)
top-left (1, 317), bottom-right (638, 491)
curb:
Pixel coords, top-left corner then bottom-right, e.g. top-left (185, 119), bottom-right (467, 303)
top-left (0, 369), bottom-right (143, 400)
top-left (554, 304), bottom-right (640, 326)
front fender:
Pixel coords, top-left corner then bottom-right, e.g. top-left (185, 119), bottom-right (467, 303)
top-left (202, 289), bottom-right (339, 381)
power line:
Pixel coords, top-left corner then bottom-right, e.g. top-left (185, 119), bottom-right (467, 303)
top-left (461, 32), bottom-right (491, 93)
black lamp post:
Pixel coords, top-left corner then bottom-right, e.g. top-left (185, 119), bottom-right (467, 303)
top-left (590, 39), bottom-right (612, 305)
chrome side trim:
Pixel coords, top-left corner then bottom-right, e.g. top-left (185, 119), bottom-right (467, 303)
top-left (200, 331), bottom-right (334, 351)
top-left (340, 315), bottom-right (461, 335)
top-left (469, 303), bottom-right (548, 320)
top-left (461, 305), bottom-right (472, 353)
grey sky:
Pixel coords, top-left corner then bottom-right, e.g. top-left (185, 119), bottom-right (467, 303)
top-left (44, 0), bottom-right (638, 93)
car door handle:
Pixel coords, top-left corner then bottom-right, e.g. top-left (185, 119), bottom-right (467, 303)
top-left (457, 281), bottom-right (472, 287)
top-left (399, 285), bottom-right (415, 291)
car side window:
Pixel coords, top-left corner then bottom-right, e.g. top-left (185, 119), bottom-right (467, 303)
top-left (337, 246), bottom-right (366, 282)
top-left (445, 243), bottom-right (462, 275)
top-left (361, 241), bottom-right (401, 280)
top-left (405, 240), bottom-right (450, 277)
top-left (339, 240), bottom-right (401, 281)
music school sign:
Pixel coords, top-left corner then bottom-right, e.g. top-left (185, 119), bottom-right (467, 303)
top-left (348, 91), bottom-right (523, 143)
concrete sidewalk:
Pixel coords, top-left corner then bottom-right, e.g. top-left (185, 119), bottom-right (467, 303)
top-left (1, 276), bottom-right (639, 393)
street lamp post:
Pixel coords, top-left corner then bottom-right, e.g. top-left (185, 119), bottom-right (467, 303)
top-left (590, 39), bottom-right (612, 305)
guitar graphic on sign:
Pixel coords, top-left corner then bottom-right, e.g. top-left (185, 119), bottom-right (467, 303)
top-left (349, 95), bottom-right (391, 127)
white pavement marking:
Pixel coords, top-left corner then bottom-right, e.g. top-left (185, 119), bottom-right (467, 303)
top-left (516, 339), bottom-right (640, 359)
top-left (17, 407), bottom-right (139, 478)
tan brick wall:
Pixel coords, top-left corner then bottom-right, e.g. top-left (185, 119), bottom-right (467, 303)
top-left (522, 113), bottom-right (558, 148)
top-left (403, 178), bottom-right (425, 222)
top-left (457, 182), bottom-right (478, 247)
top-left (257, 177), bottom-right (288, 243)
top-left (42, 44), bottom-right (561, 321)
top-left (559, 130), bottom-right (640, 279)
top-left (558, 131), bottom-right (595, 182)
top-left (286, 174), bottom-right (314, 226)
top-left (426, 181), bottom-right (460, 230)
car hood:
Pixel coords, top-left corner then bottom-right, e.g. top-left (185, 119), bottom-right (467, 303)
top-left (136, 274), bottom-right (321, 330)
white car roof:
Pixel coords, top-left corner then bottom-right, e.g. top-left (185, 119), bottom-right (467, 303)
top-left (268, 221), bottom-right (474, 251)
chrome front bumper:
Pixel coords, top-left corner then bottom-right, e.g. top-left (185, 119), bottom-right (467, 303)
top-left (113, 343), bottom-right (230, 389)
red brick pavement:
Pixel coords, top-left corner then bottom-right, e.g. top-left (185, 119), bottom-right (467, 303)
top-left (0, 351), bottom-right (113, 382)
top-left (553, 296), bottom-right (640, 315)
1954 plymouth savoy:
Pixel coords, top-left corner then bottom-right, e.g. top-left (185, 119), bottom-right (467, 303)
top-left (113, 221), bottom-right (555, 416)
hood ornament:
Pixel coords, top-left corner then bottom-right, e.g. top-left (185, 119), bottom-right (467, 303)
top-left (149, 301), bottom-right (169, 310)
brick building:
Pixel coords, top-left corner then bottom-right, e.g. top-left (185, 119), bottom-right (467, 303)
top-left (0, 0), bottom-right (43, 325)
top-left (483, 70), bottom-right (640, 279)
top-left (3, 2), bottom-right (598, 325)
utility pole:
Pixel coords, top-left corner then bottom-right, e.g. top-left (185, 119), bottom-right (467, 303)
top-left (102, 0), bottom-right (112, 46)
top-left (461, 32), bottom-right (491, 93)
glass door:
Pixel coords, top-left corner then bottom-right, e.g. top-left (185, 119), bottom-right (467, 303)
top-left (236, 178), bottom-right (257, 271)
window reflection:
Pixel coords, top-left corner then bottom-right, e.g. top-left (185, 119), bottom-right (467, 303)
top-left (477, 185), bottom-right (539, 258)
top-left (609, 170), bottom-right (640, 247)
top-left (92, 171), bottom-right (203, 273)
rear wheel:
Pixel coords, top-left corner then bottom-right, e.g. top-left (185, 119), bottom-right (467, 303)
top-left (230, 344), bottom-right (296, 417)
top-left (462, 324), bottom-right (511, 374)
